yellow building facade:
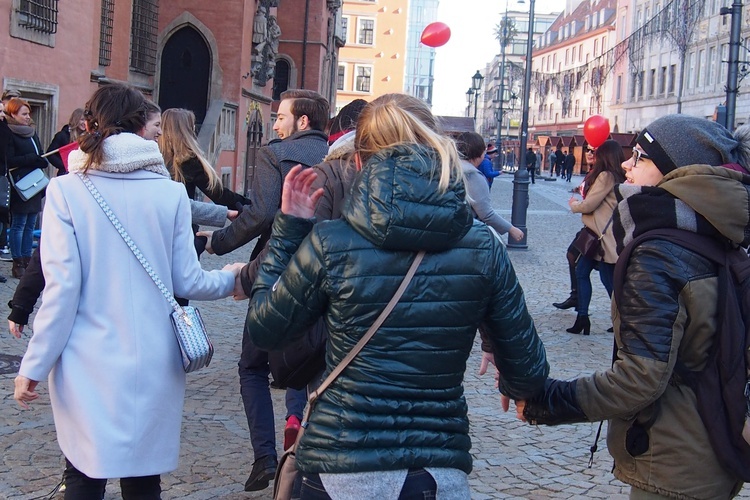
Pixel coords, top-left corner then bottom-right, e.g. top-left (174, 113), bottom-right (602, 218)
top-left (335, 0), bottom-right (410, 113)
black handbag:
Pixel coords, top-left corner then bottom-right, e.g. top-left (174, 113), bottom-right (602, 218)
top-left (572, 226), bottom-right (604, 259)
top-left (267, 318), bottom-right (327, 390)
top-left (572, 215), bottom-right (614, 260)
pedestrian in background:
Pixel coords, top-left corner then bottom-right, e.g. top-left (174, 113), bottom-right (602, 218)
top-left (478, 144), bottom-right (500, 189)
top-left (13, 83), bottom-right (243, 499)
top-left (526, 147), bottom-right (536, 184)
top-left (564, 140), bottom-right (625, 335)
top-left (554, 146), bottom-right (565, 177)
top-left (4, 97), bottom-right (46, 279)
top-left (46, 108), bottom-right (85, 176)
top-left (246, 93), bottom-right (548, 498)
top-left (564, 149), bottom-right (575, 182)
top-left (519, 115), bottom-right (750, 499)
top-left (457, 131), bottom-right (523, 241)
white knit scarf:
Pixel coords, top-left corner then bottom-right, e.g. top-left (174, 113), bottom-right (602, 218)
top-left (67, 132), bottom-right (170, 177)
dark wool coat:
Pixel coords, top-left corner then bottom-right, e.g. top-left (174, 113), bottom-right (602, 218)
top-left (247, 144), bottom-right (549, 475)
top-left (6, 130), bottom-right (47, 214)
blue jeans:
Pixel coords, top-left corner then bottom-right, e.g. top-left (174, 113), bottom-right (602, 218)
top-left (575, 255), bottom-right (614, 316)
top-left (10, 212), bottom-right (37, 259)
top-left (299, 468), bottom-right (438, 499)
top-left (239, 326), bottom-right (307, 461)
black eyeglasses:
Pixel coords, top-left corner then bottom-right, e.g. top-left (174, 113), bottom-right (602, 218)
top-left (632, 149), bottom-right (650, 164)
top-left (586, 148), bottom-right (596, 154)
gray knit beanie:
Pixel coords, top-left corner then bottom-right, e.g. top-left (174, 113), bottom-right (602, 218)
top-left (636, 114), bottom-right (740, 175)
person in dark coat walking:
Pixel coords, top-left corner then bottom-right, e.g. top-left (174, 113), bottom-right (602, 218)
top-left (554, 146), bottom-right (565, 177)
top-left (198, 89), bottom-right (330, 493)
top-left (564, 150), bottom-right (575, 182)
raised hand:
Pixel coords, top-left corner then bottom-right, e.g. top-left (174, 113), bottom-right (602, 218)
top-left (281, 165), bottom-right (324, 219)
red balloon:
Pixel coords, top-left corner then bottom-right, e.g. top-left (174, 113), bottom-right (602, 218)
top-left (583, 115), bottom-right (611, 148)
top-left (420, 22), bottom-right (451, 48)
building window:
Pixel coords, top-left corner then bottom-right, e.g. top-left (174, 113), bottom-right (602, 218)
top-left (16, 0), bottom-right (58, 33)
top-left (638, 70), bottom-right (645, 99)
top-left (355, 65), bottom-right (372, 92)
top-left (668, 64), bottom-right (676, 95)
top-left (99, 0), bottom-right (114, 66)
top-left (572, 46), bottom-right (577, 63)
top-left (130, 0), bottom-right (159, 75)
top-left (337, 65), bottom-right (346, 91)
top-left (648, 68), bottom-right (656, 97)
top-left (579, 44), bottom-right (583, 62)
top-left (696, 49), bottom-right (705, 87)
top-left (594, 39), bottom-right (598, 57)
top-left (341, 16), bottom-right (349, 43)
top-left (574, 99), bottom-right (580, 116)
top-left (272, 59), bottom-right (291, 100)
top-left (659, 66), bottom-right (667, 95)
top-left (616, 75), bottom-right (622, 103)
top-left (687, 52), bottom-right (695, 89)
top-left (357, 18), bottom-right (374, 45)
top-left (708, 46), bottom-right (717, 85)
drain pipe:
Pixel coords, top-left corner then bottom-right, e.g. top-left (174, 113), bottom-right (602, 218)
top-left (301, 0), bottom-right (310, 87)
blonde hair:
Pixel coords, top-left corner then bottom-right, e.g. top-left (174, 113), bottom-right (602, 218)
top-left (159, 108), bottom-right (220, 192)
top-left (354, 94), bottom-right (461, 191)
top-left (67, 108), bottom-right (85, 142)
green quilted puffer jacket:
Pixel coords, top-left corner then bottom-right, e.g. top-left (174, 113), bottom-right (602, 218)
top-left (247, 144), bottom-right (548, 474)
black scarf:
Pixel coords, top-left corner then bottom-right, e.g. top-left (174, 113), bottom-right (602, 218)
top-left (612, 183), bottom-right (723, 254)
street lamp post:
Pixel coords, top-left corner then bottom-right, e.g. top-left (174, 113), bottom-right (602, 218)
top-left (721, 0), bottom-right (744, 131)
top-left (495, 4), bottom-right (511, 169)
top-left (507, 0), bottom-right (534, 250)
top-left (472, 70), bottom-right (484, 125)
top-left (466, 88), bottom-right (474, 118)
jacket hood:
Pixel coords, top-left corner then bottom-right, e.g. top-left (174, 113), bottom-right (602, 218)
top-left (342, 144), bottom-right (472, 252)
top-left (659, 165), bottom-right (750, 246)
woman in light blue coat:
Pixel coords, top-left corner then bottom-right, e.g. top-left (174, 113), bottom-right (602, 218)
top-left (13, 84), bottom-right (243, 499)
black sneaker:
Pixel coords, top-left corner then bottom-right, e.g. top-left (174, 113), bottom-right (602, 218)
top-left (244, 455), bottom-right (278, 492)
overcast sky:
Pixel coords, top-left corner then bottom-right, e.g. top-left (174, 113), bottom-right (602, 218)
top-left (431, 0), bottom-right (566, 116)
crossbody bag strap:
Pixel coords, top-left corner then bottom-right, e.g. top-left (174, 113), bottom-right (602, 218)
top-left (77, 172), bottom-right (188, 319)
top-left (308, 249), bottom-right (425, 404)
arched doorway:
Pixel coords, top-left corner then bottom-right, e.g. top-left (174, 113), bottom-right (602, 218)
top-left (158, 26), bottom-right (210, 127)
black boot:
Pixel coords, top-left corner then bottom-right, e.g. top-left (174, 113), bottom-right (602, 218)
top-left (553, 294), bottom-right (577, 310)
top-left (566, 314), bottom-right (590, 335)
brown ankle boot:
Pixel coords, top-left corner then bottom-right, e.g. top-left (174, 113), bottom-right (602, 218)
top-left (22, 256), bottom-right (30, 268)
top-left (12, 259), bottom-right (25, 279)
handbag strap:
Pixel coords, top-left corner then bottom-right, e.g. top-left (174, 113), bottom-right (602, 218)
top-left (290, 250), bottom-right (425, 451)
top-left (308, 249), bottom-right (425, 404)
top-left (77, 172), bottom-right (187, 319)
top-left (599, 213), bottom-right (615, 240)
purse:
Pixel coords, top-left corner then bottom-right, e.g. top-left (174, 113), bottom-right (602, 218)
top-left (268, 318), bottom-right (327, 390)
top-left (572, 215), bottom-right (614, 260)
top-left (10, 168), bottom-right (49, 201)
top-left (273, 250), bottom-right (426, 500)
top-left (78, 172), bottom-right (213, 373)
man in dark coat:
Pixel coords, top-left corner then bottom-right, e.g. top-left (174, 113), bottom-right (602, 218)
top-left (199, 89), bottom-right (330, 492)
top-left (564, 150), bottom-right (575, 182)
top-left (554, 146), bottom-right (565, 177)
top-left (525, 147), bottom-right (536, 184)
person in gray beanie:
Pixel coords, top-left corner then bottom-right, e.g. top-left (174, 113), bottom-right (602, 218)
top-left (636, 114), bottom-right (750, 174)
top-left (515, 114), bottom-right (750, 499)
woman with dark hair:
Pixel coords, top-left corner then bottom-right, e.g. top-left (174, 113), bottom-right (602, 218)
top-left (4, 97), bottom-right (47, 279)
top-left (566, 139), bottom-right (625, 335)
top-left (13, 83), bottom-right (243, 499)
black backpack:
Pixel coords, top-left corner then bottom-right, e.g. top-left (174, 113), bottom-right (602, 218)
top-left (614, 228), bottom-right (750, 481)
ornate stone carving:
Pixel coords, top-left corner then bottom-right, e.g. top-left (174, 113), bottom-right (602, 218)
top-left (251, 1), bottom-right (282, 87)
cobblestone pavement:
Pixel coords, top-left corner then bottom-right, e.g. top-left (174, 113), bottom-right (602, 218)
top-left (0, 173), bottom-right (746, 498)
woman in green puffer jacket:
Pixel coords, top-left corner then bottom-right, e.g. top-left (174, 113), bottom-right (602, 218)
top-left (246, 93), bottom-right (549, 499)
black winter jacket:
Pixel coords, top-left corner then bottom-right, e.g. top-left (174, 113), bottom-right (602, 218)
top-left (7, 131), bottom-right (47, 213)
top-left (210, 130), bottom-right (328, 256)
top-left (247, 144), bottom-right (549, 475)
